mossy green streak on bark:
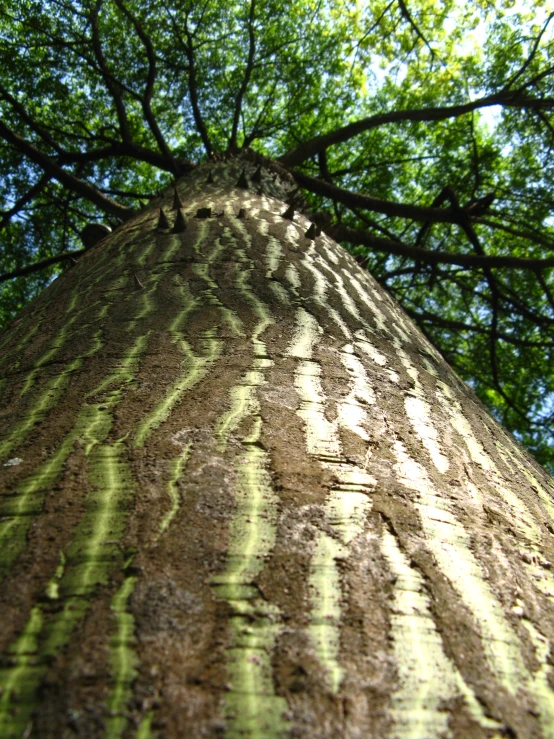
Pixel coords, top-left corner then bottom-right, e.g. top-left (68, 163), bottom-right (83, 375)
top-left (523, 620), bottom-right (554, 736)
top-left (64, 443), bottom-right (131, 593)
top-left (215, 370), bottom-right (263, 452)
top-left (45, 551), bottom-right (66, 600)
top-left (12, 226), bottom-right (130, 385)
top-left (19, 289), bottom-right (85, 395)
top-left (0, 549), bottom-right (66, 737)
top-left (106, 568), bottom-right (139, 739)
top-left (212, 419), bottom-right (289, 739)
top-left (286, 299), bottom-right (375, 693)
top-left (380, 526), bottom-right (502, 737)
top-left (134, 328), bottom-right (222, 447)
top-left (168, 279), bottom-right (196, 334)
top-left (210, 215), bottom-right (288, 737)
top-left (157, 442), bottom-right (192, 539)
top-left (230, 225), bottom-right (274, 359)
top-left (136, 711), bottom-right (154, 738)
top-left (215, 224), bottom-right (273, 452)
top-left (0, 330), bottom-right (150, 581)
top-left (212, 421), bottom-right (275, 599)
top-left (391, 438), bottom-right (554, 725)
top-left (134, 220), bottom-right (232, 447)
top-left (1, 311), bottom-right (43, 373)
top-left (0, 419), bottom-right (82, 580)
top-left (0, 268), bottom-right (80, 374)
top-left (0, 217), bottom-right (183, 730)
top-left (0, 329), bottom-right (104, 462)
top-left (0, 309), bottom-right (153, 728)
top-left (191, 232), bottom-right (245, 337)
top-left (87, 332), bottom-right (151, 417)
top-left (0, 440), bottom-right (133, 734)
top-left (0, 226), bottom-right (165, 577)
top-left (0, 210), bottom-right (162, 464)
top-left (0, 605), bottom-right (43, 737)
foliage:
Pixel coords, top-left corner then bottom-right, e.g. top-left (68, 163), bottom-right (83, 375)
top-left (1, 0), bottom-right (554, 468)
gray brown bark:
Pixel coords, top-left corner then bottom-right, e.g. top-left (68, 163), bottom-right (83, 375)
top-left (0, 159), bottom-right (554, 738)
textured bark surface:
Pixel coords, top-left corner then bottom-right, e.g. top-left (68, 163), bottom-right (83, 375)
top-left (1, 159), bottom-right (554, 738)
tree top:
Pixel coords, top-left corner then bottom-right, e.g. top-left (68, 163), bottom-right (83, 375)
top-left (1, 0), bottom-right (554, 468)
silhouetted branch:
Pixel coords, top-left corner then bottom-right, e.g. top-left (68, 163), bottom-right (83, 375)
top-left (90, 2), bottom-right (132, 142)
top-left (333, 223), bottom-right (554, 270)
top-left (0, 85), bottom-right (62, 152)
top-left (0, 250), bottom-right (85, 284)
top-left (58, 142), bottom-right (175, 171)
top-left (0, 121), bottom-right (135, 220)
top-left (475, 216), bottom-right (554, 250)
top-left (281, 91), bottom-right (554, 166)
top-left (229, 0), bottom-right (256, 152)
top-left (506, 13), bottom-right (554, 90)
top-left (114, 0), bottom-right (177, 172)
top-left (292, 168), bottom-right (462, 223)
top-left (181, 14), bottom-right (214, 156)
top-left (0, 173), bottom-right (52, 231)
top-left (243, 79), bottom-right (279, 147)
top-left (397, 0), bottom-right (434, 57)
top-left (403, 306), bottom-right (554, 348)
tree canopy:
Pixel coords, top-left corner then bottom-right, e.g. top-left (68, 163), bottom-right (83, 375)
top-left (1, 0), bottom-right (554, 469)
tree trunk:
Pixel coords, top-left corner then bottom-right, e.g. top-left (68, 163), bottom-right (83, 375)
top-left (1, 158), bottom-right (554, 739)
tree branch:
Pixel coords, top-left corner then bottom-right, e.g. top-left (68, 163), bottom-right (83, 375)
top-left (57, 141), bottom-right (175, 171)
top-left (505, 12), bottom-right (554, 90)
top-left (90, 2), bottom-right (132, 142)
top-left (0, 173), bottom-right (52, 231)
top-left (475, 215), bottom-right (554, 250)
top-left (181, 13), bottom-right (213, 156)
top-left (0, 82), bottom-right (175, 173)
top-left (403, 306), bottom-right (554, 348)
top-left (292, 168), bottom-right (462, 223)
top-left (0, 250), bottom-right (85, 284)
top-left (114, 0), bottom-right (177, 172)
top-left (242, 78), bottom-right (279, 147)
top-left (397, 0), bottom-right (434, 57)
top-left (0, 85), bottom-right (62, 153)
top-left (0, 121), bottom-right (134, 221)
top-left (228, 0), bottom-right (256, 152)
top-left (281, 91), bottom-right (554, 167)
top-left (334, 223), bottom-right (554, 270)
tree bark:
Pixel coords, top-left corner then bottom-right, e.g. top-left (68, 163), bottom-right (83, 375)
top-left (0, 158), bottom-right (554, 738)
